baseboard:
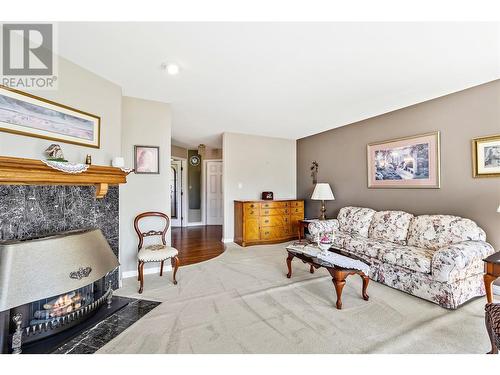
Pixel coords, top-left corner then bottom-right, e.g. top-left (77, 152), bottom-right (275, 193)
top-left (187, 222), bottom-right (204, 227)
top-left (122, 264), bottom-right (173, 279)
top-left (222, 238), bottom-right (233, 243)
top-left (494, 284), bottom-right (500, 296)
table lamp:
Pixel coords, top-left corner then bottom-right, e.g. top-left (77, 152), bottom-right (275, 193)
top-left (311, 183), bottom-right (335, 220)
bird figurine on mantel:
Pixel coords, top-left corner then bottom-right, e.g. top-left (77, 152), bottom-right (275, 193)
top-left (45, 144), bottom-right (67, 162)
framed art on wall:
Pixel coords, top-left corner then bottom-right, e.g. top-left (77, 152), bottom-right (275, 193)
top-left (134, 145), bottom-right (160, 174)
top-left (367, 131), bottom-right (441, 189)
top-left (472, 134), bottom-right (500, 178)
top-left (0, 85), bottom-right (100, 148)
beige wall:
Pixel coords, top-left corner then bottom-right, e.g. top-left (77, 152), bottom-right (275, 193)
top-left (223, 132), bottom-right (296, 241)
top-left (172, 145), bottom-right (187, 159)
top-left (0, 55), bottom-right (122, 164)
top-left (297, 80), bottom-right (500, 250)
top-left (204, 147), bottom-right (222, 160)
top-left (120, 97), bottom-right (172, 274)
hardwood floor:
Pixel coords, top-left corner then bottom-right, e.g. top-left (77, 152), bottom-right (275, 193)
top-left (171, 225), bottom-right (225, 266)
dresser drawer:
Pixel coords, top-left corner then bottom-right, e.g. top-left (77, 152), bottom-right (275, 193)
top-left (260, 226), bottom-right (292, 240)
top-left (290, 201), bottom-right (304, 208)
top-left (244, 203), bottom-right (259, 216)
top-left (244, 202), bottom-right (259, 210)
top-left (260, 227), bottom-right (284, 240)
top-left (260, 216), bottom-right (289, 227)
top-left (290, 206), bottom-right (304, 215)
top-left (260, 201), bottom-right (288, 209)
top-left (260, 207), bottom-right (290, 216)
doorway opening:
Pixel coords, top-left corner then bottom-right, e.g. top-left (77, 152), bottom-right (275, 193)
top-left (170, 158), bottom-right (187, 228)
top-left (170, 143), bottom-right (225, 265)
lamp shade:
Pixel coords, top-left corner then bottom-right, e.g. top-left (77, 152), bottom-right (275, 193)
top-left (311, 183), bottom-right (335, 201)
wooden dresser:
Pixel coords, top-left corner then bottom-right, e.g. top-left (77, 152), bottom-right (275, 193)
top-left (234, 199), bottom-right (304, 246)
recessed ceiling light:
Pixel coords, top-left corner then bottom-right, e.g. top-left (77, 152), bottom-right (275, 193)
top-left (162, 62), bottom-right (180, 75)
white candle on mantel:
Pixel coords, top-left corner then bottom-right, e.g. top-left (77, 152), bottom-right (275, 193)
top-left (112, 157), bottom-right (125, 168)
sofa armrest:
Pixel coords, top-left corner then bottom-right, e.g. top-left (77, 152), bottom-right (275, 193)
top-left (308, 219), bottom-right (340, 235)
top-left (432, 241), bottom-right (495, 283)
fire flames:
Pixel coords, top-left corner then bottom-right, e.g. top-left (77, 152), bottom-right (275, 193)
top-left (33, 292), bottom-right (83, 320)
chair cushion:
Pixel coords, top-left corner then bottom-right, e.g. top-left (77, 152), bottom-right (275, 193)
top-left (138, 245), bottom-right (178, 262)
top-left (407, 215), bottom-right (486, 250)
top-left (337, 207), bottom-right (376, 238)
top-left (368, 210), bottom-right (413, 245)
top-left (485, 303), bottom-right (500, 349)
top-left (379, 244), bottom-right (435, 274)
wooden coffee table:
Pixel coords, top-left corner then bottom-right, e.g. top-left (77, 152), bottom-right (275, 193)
top-left (285, 246), bottom-right (370, 310)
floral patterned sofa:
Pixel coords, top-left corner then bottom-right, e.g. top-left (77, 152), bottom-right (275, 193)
top-left (308, 206), bottom-right (495, 309)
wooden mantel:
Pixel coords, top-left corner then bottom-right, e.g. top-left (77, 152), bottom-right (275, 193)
top-left (0, 156), bottom-right (131, 198)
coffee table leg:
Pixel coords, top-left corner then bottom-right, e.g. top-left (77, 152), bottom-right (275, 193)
top-left (286, 252), bottom-right (294, 278)
top-left (331, 269), bottom-right (347, 310)
top-left (310, 265), bottom-right (314, 274)
top-left (484, 274), bottom-right (496, 304)
top-left (360, 274), bottom-right (370, 301)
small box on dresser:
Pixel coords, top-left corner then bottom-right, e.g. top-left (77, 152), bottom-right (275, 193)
top-left (234, 199), bottom-right (304, 246)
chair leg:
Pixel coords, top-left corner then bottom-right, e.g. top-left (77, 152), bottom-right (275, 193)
top-left (160, 260), bottom-right (164, 276)
top-left (137, 261), bottom-right (141, 281)
top-left (138, 261), bottom-right (145, 294)
top-left (171, 256), bottom-right (179, 285)
top-left (486, 312), bottom-right (499, 354)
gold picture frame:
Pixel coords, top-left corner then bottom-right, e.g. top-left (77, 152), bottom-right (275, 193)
top-left (0, 85), bottom-right (100, 148)
top-left (472, 134), bottom-right (500, 178)
top-left (367, 131), bottom-right (441, 189)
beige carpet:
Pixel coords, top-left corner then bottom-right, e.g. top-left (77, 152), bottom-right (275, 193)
top-left (99, 242), bottom-right (496, 354)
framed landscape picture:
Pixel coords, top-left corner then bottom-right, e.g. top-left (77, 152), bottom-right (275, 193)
top-left (367, 131), bottom-right (441, 189)
top-left (0, 86), bottom-right (100, 148)
top-left (134, 145), bottom-right (160, 174)
top-left (472, 134), bottom-right (500, 178)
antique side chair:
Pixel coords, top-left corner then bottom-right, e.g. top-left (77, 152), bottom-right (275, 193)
top-left (486, 303), bottom-right (500, 354)
top-left (134, 211), bottom-right (180, 293)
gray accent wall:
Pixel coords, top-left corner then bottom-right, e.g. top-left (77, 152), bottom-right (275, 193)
top-left (297, 80), bottom-right (500, 249)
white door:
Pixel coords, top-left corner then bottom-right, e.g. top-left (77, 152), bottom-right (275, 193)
top-left (205, 161), bottom-right (223, 225)
top-left (170, 160), bottom-right (183, 227)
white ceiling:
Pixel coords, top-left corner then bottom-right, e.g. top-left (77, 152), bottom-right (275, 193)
top-left (56, 22), bottom-right (500, 148)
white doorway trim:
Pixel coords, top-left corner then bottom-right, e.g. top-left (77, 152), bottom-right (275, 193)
top-left (202, 159), bottom-right (223, 225)
top-left (171, 157), bottom-right (188, 227)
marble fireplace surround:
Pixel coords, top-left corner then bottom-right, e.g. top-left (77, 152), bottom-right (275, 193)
top-left (0, 185), bottom-right (120, 289)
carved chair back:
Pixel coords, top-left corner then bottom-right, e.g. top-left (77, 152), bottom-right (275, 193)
top-left (133, 212), bottom-right (170, 251)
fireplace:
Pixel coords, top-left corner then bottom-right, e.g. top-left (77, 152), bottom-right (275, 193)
top-left (0, 228), bottom-right (119, 354)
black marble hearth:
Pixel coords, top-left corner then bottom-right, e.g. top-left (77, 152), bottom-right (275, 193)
top-left (0, 185), bottom-right (120, 289)
top-left (51, 298), bottom-right (160, 354)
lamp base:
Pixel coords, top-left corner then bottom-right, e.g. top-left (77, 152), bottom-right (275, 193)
top-left (318, 200), bottom-right (327, 220)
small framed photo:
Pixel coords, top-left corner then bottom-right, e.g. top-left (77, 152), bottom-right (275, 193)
top-left (134, 145), bottom-right (160, 174)
top-left (472, 134), bottom-right (500, 178)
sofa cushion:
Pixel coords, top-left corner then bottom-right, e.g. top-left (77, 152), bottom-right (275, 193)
top-left (368, 210), bottom-right (414, 245)
top-left (379, 244), bottom-right (435, 274)
top-left (344, 235), bottom-right (393, 259)
top-left (407, 215), bottom-right (486, 250)
top-left (337, 206), bottom-right (376, 238)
